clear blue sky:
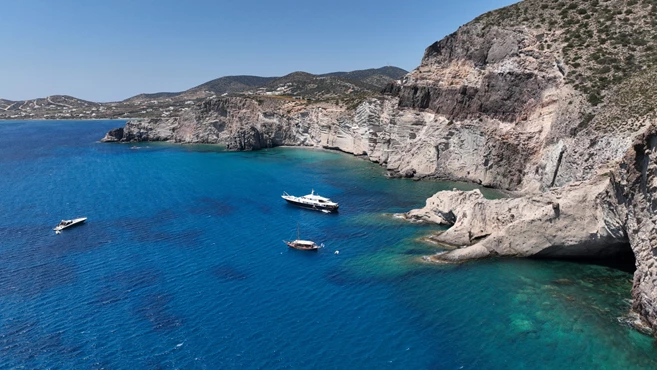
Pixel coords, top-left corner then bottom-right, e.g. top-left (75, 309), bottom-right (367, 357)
top-left (0, 0), bottom-right (518, 102)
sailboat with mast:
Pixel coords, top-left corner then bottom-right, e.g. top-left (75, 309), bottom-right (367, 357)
top-left (284, 223), bottom-right (323, 251)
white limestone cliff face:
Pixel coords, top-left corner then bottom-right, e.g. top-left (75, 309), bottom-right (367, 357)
top-left (101, 97), bottom-right (447, 178)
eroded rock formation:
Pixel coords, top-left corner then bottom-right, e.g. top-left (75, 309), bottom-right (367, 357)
top-left (404, 175), bottom-right (628, 261)
top-left (612, 129), bottom-right (657, 332)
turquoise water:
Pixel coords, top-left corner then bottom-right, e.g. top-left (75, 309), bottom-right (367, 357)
top-left (0, 120), bottom-right (655, 369)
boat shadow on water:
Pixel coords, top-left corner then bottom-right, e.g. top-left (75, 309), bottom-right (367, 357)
top-left (283, 203), bottom-right (340, 215)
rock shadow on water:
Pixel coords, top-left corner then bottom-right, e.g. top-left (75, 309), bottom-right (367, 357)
top-left (238, 196), bottom-right (272, 214)
top-left (530, 241), bottom-right (636, 274)
top-left (92, 268), bottom-right (162, 306)
top-left (189, 196), bottom-right (237, 217)
top-left (113, 209), bottom-right (177, 228)
top-left (135, 228), bottom-right (204, 248)
top-left (0, 319), bottom-right (82, 365)
top-left (0, 262), bottom-right (76, 298)
top-left (402, 248), bottom-right (433, 256)
top-left (324, 267), bottom-right (382, 287)
top-left (134, 293), bottom-right (184, 332)
top-left (212, 263), bottom-right (250, 282)
top-left (110, 210), bottom-right (204, 248)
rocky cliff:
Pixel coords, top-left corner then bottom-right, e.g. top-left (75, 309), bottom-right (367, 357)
top-left (102, 0), bottom-right (657, 334)
top-left (612, 129), bottom-right (657, 333)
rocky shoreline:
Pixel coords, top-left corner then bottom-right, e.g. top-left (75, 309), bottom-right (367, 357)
top-left (101, 97), bottom-right (657, 333)
top-left (101, 1), bottom-right (657, 334)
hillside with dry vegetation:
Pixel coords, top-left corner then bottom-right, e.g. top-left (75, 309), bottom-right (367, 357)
top-left (474, 0), bottom-right (657, 132)
top-left (0, 67), bottom-right (406, 120)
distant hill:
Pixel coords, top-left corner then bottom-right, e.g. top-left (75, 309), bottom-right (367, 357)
top-left (0, 99), bottom-right (15, 110)
top-left (122, 92), bottom-right (180, 103)
top-left (122, 66), bottom-right (408, 102)
top-left (0, 66), bottom-right (408, 119)
top-left (124, 76), bottom-right (277, 103)
top-left (0, 95), bottom-right (99, 117)
top-left (260, 67), bottom-right (409, 99)
top-left (187, 75), bottom-right (277, 96)
top-left (322, 66), bottom-right (408, 88)
top-left (323, 66), bottom-right (407, 80)
top-left (260, 71), bottom-right (370, 100)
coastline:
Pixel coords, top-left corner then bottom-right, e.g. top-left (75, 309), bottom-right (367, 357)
top-left (105, 139), bottom-right (513, 200)
top-left (2, 118), bottom-right (653, 367)
top-left (93, 88), bottom-right (657, 333)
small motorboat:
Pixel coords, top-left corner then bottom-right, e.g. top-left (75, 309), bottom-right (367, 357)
top-left (53, 217), bottom-right (87, 232)
top-left (284, 223), bottom-right (324, 251)
top-left (281, 189), bottom-right (339, 213)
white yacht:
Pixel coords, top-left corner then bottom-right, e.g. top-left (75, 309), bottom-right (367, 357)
top-left (53, 217), bottom-right (87, 232)
top-left (281, 190), bottom-right (339, 213)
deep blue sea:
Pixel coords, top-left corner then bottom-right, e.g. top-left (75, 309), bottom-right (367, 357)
top-left (1, 120), bottom-right (656, 369)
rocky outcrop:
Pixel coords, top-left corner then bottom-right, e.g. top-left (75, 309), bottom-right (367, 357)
top-left (404, 175), bottom-right (628, 261)
top-left (100, 127), bottom-right (124, 142)
top-left (386, 25), bottom-right (559, 123)
top-left (402, 124), bottom-right (657, 332)
top-left (611, 128), bottom-right (657, 332)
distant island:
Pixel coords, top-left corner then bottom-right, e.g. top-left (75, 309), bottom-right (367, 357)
top-left (0, 67), bottom-right (407, 120)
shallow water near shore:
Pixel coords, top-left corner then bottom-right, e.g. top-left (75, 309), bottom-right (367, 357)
top-left (0, 120), bottom-right (655, 368)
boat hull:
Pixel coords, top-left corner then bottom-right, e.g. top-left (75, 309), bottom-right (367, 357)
top-left (53, 217), bottom-right (87, 231)
top-left (285, 241), bottom-right (320, 251)
top-left (283, 198), bottom-right (339, 213)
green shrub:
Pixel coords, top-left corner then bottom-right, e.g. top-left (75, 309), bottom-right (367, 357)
top-left (588, 93), bottom-right (603, 106)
